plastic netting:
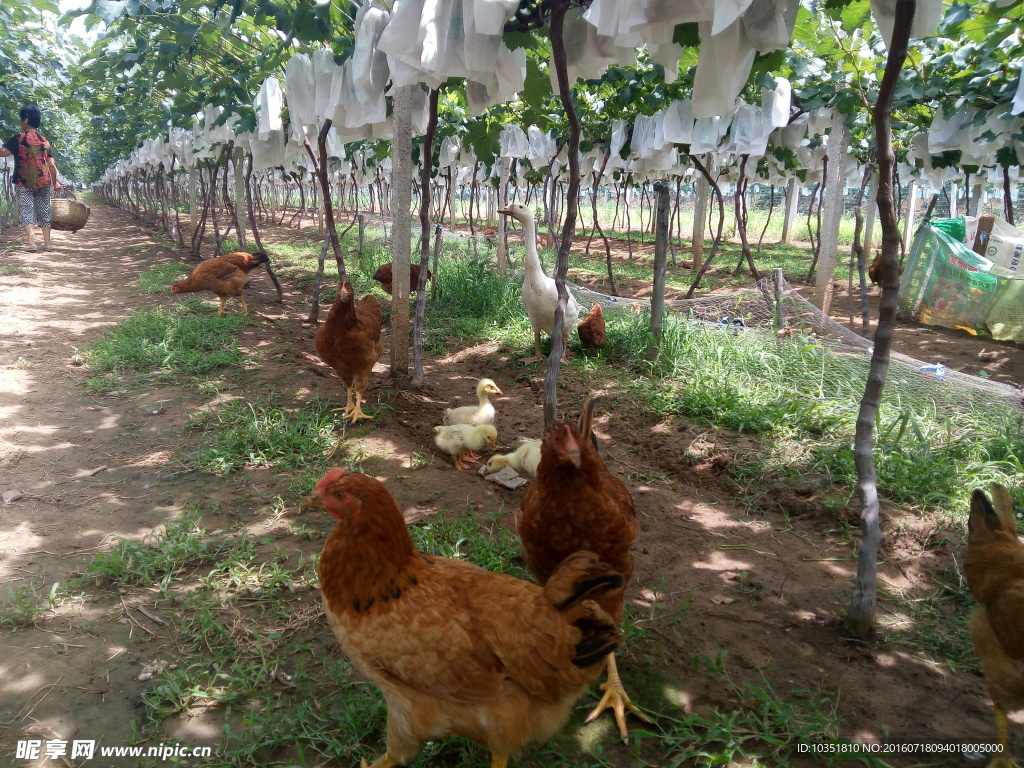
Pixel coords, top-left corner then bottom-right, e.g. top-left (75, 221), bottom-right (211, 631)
top-left (569, 273), bottom-right (1022, 409)
top-left (351, 215), bottom-right (1022, 410)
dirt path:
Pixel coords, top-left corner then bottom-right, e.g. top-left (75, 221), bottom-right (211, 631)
top-left (0, 202), bottom-right (1011, 766)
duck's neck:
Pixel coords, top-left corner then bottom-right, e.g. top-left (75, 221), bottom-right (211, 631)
top-left (520, 215), bottom-right (544, 277)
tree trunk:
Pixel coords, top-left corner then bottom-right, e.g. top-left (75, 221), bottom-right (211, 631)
top-left (544, 0), bottom-right (581, 429)
top-left (244, 153), bottom-right (283, 302)
top-left (847, 0), bottom-right (917, 639)
top-left (731, 156), bottom-right (760, 279)
top-left (646, 181), bottom-right (670, 363)
top-left (851, 162), bottom-right (874, 333)
top-left (685, 155), bottom-right (726, 298)
top-left (413, 88), bottom-right (440, 388)
top-left (390, 85), bottom-right (415, 377)
top-left (302, 121), bottom-right (346, 280)
top-left (1003, 165), bottom-right (1015, 227)
top-left (590, 148), bottom-right (616, 295)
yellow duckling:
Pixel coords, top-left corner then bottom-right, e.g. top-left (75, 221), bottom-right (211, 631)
top-left (443, 378), bottom-right (503, 426)
top-left (433, 424), bottom-right (498, 470)
top-left (484, 440), bottom-right (542, 479)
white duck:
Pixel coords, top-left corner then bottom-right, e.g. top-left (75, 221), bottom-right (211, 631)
top-left (498, 203), bottom-right (581, 364)
top-left (443, 378), bottom-right (503, 426)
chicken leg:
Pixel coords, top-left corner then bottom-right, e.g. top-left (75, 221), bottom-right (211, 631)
top-left (347, 386), bottom-right (374, 423)
top-left (521, 330), bottom-right (545, 365)
top-left (361, 754), bottom-right (397, 768)
top-left (332, 386), bottom-right (356, 417)
top-left (238, 293), bottom-right (249, 314)
top-left (585, 653), bottom-right (651, 742)
top-left (216, 296), bottom-right (228, 316)
top-left (491, 754), bottom-right (508, 768)
top-left (988, 705), bottom-right (1021, 768)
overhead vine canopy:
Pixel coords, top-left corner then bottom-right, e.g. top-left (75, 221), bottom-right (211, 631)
top-left (43, 0), bottom-right (1018, 191)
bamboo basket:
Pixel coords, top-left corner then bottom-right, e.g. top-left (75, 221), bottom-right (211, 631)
top-left (50, 189), bottom-right (90, 233)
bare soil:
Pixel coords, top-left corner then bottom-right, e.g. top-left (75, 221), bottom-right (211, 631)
top-left (0, 203), bottom-right (1019, 766)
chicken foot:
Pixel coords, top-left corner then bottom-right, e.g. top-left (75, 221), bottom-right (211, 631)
top-left (988, 705), bottom-right (1021, 768)
top-left (347, 388), bottom-right (374, 423)
top-left (332, 386), bottom-right (356, 417)
top-left (360, 753), bottom-right (398, 768)
top-left (585, 653), bottom-right (651, 742)
top-left (215, 294), bottom-right (248, 316)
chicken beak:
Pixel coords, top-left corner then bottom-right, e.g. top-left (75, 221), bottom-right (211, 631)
top-left (301, 495), bottom-right (327, 514)
top-left (562, 449), bottom-right (582, 468)
top-left (556, 432), bottom-right (582, 468)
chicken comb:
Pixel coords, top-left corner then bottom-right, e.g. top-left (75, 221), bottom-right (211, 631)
top-left (313, 467), bottom-right (349, 495)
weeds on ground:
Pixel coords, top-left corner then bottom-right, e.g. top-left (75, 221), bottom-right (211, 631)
top-left (86, 510), bottom-right (257, 588)
top-left (0, 578), bottom-right (84, 628)
top-left (83, 298), bottom-right (251, 376)
top-left (183, 394), bottom-right (339, 476)
top-left (139, 263), bottom-right (191, 293)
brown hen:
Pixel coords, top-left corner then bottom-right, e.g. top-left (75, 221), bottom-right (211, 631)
top-left (372, 262), bottom-right (431, 296)
top-left (315, 281), bottom-right (384, 423)
top-left (310, 468), bottom-right (624, 768)
top-left (170, 251), bottom-right (269, 315)
top-left (577, 303), bottom-right (606, 350)
top-left (517, 397), bottom-right (647, 740)
top-left (965, 484), bottom-right (1024, 768)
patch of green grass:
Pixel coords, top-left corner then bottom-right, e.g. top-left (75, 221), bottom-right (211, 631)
top-left (84, 299), bottom-right (251, 376)
top-left (427, 248), bottom-right (535, 351)
top-left (877, 561), bottom-right (979, 673)
top-left (82, 374), bottom-right (124, 394)
top-left (86, 510), bottom-right (257, 588)
top-left (597, 309), bottom-right (1024, 517)
top-left (0, 578), bottom-right (84, 628)
top-left (637, 655), bottom-right (891, 767)
top-left (139, 263), bottom-right (192, 293)
top-left (0, 264), bottom-right (29, 276)
top-left (184, 394), bottom-right (340, 476)
top-left (410, 504), bottom-right (527, 578)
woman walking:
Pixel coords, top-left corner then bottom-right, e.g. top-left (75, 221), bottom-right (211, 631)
top-left (0, 105), bottom-right (62, 251)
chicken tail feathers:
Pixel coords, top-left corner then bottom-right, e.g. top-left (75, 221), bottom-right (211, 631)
top-left (544, 551), bottom-right (623, 610)
top-left (251, 251), bottom-right (271, 267)
top-left (572, 617), bottom-right (620, 668)
top-left (969, 484), bottom-right (1018, 539)
top-left (577, 397), bottom-right (601, 454)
